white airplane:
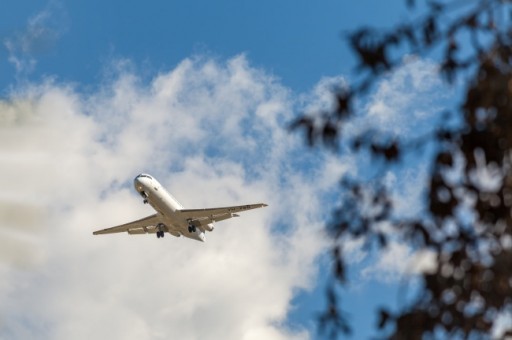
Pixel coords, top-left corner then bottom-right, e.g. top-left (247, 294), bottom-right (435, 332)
top-left (93, 174), bottom-right (268, 242)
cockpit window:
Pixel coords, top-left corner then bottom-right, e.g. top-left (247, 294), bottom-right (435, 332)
top-left (137, 174), bottom-right (153, 180)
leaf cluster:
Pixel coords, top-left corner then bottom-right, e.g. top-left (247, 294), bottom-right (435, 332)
top-left (292, 0), bottom-right (512, 338)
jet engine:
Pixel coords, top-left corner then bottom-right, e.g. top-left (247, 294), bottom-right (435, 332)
top-left (203, 223), bottom-right (214, 232)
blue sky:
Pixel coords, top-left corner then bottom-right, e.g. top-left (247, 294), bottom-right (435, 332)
top-left (0, 1), bottom-right (461, 339)
top-left (0, 0), bottom-right (410, 91)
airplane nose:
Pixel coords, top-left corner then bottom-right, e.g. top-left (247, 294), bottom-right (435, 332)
top-left (134, 175), bottom-right (143, 191)
top-left (133, 173), bottom-right (153, 193)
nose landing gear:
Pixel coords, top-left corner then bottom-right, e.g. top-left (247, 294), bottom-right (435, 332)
top-left (139, 191), bottom-right (148, 204)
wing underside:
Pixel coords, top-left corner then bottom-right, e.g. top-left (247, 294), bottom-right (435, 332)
top-left (180, 203), bottom-right (267, 226)
top-left (93, 214), bottom-right (163, 235)
top-left (93, 203), bottom-right (268, 236)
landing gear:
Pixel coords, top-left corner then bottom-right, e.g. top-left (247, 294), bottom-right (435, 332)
top-left (139, 191), bottom-right (148, 204)
top-left (186, 219), bottom-right (197, 233)
top-left (156, 223), bottom-right (165, 238)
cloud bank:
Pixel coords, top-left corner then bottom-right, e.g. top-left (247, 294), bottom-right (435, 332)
top-left (0, 51), bottom-right (455, 339)
top-left (0, 55), bottom-right (350, 340)
top-left (339, 58), bottom-right (451, 284)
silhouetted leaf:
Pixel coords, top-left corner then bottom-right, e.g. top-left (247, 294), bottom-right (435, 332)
top-left (377, 308), bottom-right (392, 329)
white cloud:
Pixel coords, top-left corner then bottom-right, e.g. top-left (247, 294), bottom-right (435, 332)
top-left (357, 57), bottom-right (451, 139)
top-left (493, 310), bottom-right (512, 339)
top-left (0, 48), bottom-right (465, 338)
top-left (361, 241), bottom-right (436, 283)
top-left (332, 58), bottom-right (447, 284)
top-left (0, 55), bottom-right (346, 340)
top-left (3, 2), bottom-right (67, 75)
top-left (299, 75), bottom-right (347, 114)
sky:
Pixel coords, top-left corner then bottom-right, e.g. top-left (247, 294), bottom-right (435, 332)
top-left (1, 1), bottom-right (509, 339)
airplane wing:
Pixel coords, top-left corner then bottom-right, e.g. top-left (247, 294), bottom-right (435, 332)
top-left (179, 203), bottom-right (268, 225)
top-left (93, 214), bottom-right (163, 235)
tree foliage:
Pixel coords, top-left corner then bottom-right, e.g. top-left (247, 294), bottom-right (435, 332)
top-left (292, 1), bottom-right (512, 338)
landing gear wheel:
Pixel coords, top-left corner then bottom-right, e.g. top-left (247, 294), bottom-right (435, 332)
top-left (140, 191), bottom-right (149, 204)
top-left (188, 225), bottom-right (196, 233)
top-left (156, 224), bottom-right (166, 238)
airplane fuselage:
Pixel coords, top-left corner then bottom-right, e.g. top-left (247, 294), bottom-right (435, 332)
top-left (134, 174), bottom-right (208, 242)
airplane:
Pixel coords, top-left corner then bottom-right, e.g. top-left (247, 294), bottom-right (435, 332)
top-left (93, 174), bottom-right (268, 242)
